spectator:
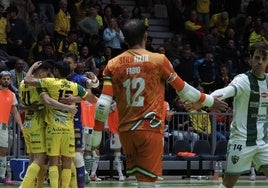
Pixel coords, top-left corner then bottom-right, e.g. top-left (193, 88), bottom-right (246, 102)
top-left (208, 11), bottom-right (229, 39)
top-left (57, 30), bottom-right (79, 58)
top-left (11, 0), bottom-right (35, 22)
top-left (78, 7), bottom-right (99, 39)
top-left (36, 42), bottom-right (58, 62)
top-left (188, 85), bottom-right (228, 141)
top-left (210, 107), bottom-right (232, 141)
top-left (6, 5), bottom-right (29, 61)
top-left (213, 64), bottom-right (232, 90)
top-left (102, 6), bottom-right (113, 29)
top-left (104, 0), bottom-right (123, 18)
top-left (163, 35), bottom-right (184, 104)
top-left (232, 15), bottom-right (250, 43)
top-left (171, 97), bottom-right (200, 151)
top-left (203, 26), bottom-right (220, 53)
top-left (27, 11), bottom-right (42, 46)
top-left (74, 0), bottom-right (90, 26)
top-left (184, 10), bottom-right (206, 51)
top-left (103, 17), bottom-right (124, 57)
top-left (93, 3), bottom-right (104, 34)
top-left (163, 34), bottom-right (183, 66)
top-left (39, 15), bottom-right (54, 37)
top-left (156, 45), bottom-right (166, 54)
top-left (10, 58), bottom-right (27, 95)
top-left (166, 0), bottom-right (188, 34)
top-left (242, 15), bottom-right (255, 48)
top-left (54, 0), bottom-right (71, 43)
top-left (88, 34), bottom-right (105, 58)
top-left (249, 24), bottom-right (268, 46)
top-left (117, 7), bottom-right (130, 29)
top-left (223, 27), bottom-right (237, 45)
top-left (220, 39), bottom-right (241, 76)
top-left (78, 44), bottom-right (97, 73)
top-left (96, 46), bottom-right (112, 72)
top-left (28, 33), bottom-right (55, 65)
top-left (175, 45), bottom-right (196, 86)
top-left (194, 49), bottom-right (218, 93)
top-left (189, 107), bottom-right (212, 141)
top-left (0, 4), bottom-right (8, 52)
top-left (131, 6), bottom-right (149, 29)
top-left (74, 0), bottom-right (90, 25)
top-left (38, 0), bottom-right (54, 23)
top-left (196, 0), bottom-right (210, 25)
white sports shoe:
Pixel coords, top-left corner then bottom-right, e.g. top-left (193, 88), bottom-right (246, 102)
top-left (249, 174), bottom-right (256, 181)
top-left (85, 170), bottom-right (90, 184)
top-left (90, 174), bottom-right (102, 181)
top-left (157, 176), bottom-right (164, 181)
top-left (119, 175), bottom-right (125, 181)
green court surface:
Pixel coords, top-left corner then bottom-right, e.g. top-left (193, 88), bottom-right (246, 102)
top-left (2, 176), bottom-right (268, 188)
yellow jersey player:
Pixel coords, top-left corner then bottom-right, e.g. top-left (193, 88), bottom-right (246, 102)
top-left (19, 60), bottom-right (78, 188)
top-left (24, 60), bottom-right (97, 188)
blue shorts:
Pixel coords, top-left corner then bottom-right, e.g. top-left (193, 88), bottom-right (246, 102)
top-left (74, 119), bottom-right (83, 149)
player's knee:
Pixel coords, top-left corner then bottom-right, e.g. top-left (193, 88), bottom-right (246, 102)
top-left (73, 152), bottom-right (84, 168)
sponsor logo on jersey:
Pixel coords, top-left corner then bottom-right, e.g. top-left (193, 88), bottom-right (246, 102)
top-left (261, 92), bottom-right (268, 98)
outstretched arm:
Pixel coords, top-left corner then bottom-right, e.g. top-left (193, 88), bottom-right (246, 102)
top-left (169, 75), bottom-right (228, 111)
top-left (24, 61), bottom-right (42, 86)
top-left (210, 85), bottom-right (236, 100)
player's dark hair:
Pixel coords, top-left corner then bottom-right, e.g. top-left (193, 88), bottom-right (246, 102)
top-left (122, 19), bottom-right (146, 47)
top-left (32, 60), bottom-right (54, 74)
top-left (249, 42), bottom-right (268, 58)
top-left (40, 59), bottom-right (55, 70)
top-left (54, 61), bottom-right (71, 77)
top-left (63, 52), bottom-right (78, 62)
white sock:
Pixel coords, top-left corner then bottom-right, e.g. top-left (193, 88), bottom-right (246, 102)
top-left (0, 156), bottom-right (7, 178)
top-left (251, 167), bottom-right (256, 175)
top-left (218, 183), bottom-right (227, 188)
top-left (91, 157), bottom-right (99, 176)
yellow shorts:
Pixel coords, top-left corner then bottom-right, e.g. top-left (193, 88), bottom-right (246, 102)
top-left (23, 122), bottom-right (46, 154)
top-left (23, 113), bottom-right (46, 154)
top-left (46, 126), bottom-right (75, 157)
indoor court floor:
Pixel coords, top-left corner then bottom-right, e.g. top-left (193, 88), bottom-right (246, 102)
top-left (4, 176), bottom-right (268, 188)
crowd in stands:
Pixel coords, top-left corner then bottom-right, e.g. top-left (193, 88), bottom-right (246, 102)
top-left (0, 0), bottom-right (267, 153)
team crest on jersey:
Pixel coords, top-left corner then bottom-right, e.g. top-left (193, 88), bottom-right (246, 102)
top-left (61, 80), bottom-right (71, 88)
top-left (231, 155), bottom-right (239, 164)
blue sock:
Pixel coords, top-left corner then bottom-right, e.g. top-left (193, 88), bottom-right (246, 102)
top-left (76, 166), bottom-right (85, 188)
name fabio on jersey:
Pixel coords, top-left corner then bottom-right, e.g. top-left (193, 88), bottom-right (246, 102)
top-left (126, 67), bottom-right (141, 75)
